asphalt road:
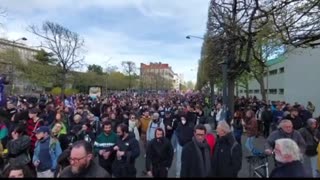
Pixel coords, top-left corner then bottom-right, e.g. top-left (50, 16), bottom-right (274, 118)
top-left (135, 133), bottom-right (275, 178)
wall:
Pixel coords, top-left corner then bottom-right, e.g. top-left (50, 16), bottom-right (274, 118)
top-left (237, 61), bottom-right (286, 101)
top-left (284, 47), bottom-right (320, 117)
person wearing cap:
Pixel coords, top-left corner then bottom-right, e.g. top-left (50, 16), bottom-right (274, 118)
top-left (299, 118), bottom-right (320, 177)
top-left (33, 126), bottom-right (62, 178)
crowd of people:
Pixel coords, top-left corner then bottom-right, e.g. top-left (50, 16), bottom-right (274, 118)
top-left (0, 92), bottom-right (318, 178)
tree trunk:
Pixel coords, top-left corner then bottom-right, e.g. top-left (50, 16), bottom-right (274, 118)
top-left (60, 73), bottom-right (67, 100)
top-left (210, 79), bottom-right (215, 106)
top-left (227, 78), bottom-right (235, 121)
top-left (257, 76), bottom-right (266, 102)
top-left (235, 81), bottom-right (239, 97)
top-left (245, 81), bottom-right (249, 98)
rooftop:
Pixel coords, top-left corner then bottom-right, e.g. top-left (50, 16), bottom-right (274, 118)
top-left (0, 38), bottom-right (39, 52)
top-left (141, 62), bottom-right (171, 69)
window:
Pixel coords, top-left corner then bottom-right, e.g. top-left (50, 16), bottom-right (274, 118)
top-left (269, 69), bottom-right (278, 75)
top-left (244, 90), bottom-right (248, 93)
top-left (249, 90), bottom-right (253, 94)
top-left (240, 90), bottom-right (243, 93)
top-left (279, 89), bottom-right (284, 94)
top-left (279, 67), bottom-right (285, 73)
top-left (269, 89), bottom-right (277, 94)
top-left (254, 89), bottom-right (260, 94)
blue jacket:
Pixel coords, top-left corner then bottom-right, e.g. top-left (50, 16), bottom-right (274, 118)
top-left (272, 110), bottom-right (284, 123)
top-left (33, 137), bottom-right (62, 171)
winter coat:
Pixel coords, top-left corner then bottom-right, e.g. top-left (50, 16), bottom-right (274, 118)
top-left (261, 110), bottom-right (273, 124)
top-left (176, 122), bottom-right (193, 146)
top-left (206, 133), bottom-right (216, 155)
top-left (59, 160), bottom-right (110, 178)
top-left (210, 133), bottom-right (242, 177)
top-left (270, 161), bottom-right (309, 177)
top-left (286, 114), bottom-right (304, 130)
top-left (146, 120), bottom-right (165, 142)
top-left (145, 137), bottom-right (173, 171)
top-left (139, 116), bottom-right (152, 134)
top-left (244, 117), bottom-right (258, 137)
top-left (265, 128), bottom-right (306, 153)
top-left (181, 139), bottom-right (212, 177)
top-left (272, 110), bottom-right (284, 124)
top-left (299, 127), bottom-right (320, 156)
top-left (112, 134), bottom-right (140, 177)
top-left (7, 135), bottom-right (31, 166)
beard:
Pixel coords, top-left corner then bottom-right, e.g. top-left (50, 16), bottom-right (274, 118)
top-left (71, 162), bottom-right (88, 174)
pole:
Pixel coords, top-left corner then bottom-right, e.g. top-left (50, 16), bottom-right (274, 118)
top-left (266, 65), bottom-right (269, 103)
top-left (222, 62), bottom-right (228, 111)
top-left (10, 40), bottom-right (15, 95)
top-left (105, 71), bottom-right (109, 95)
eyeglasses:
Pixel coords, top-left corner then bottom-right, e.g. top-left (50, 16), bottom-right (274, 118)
top-left (68, 155), bottom-right (87, 163)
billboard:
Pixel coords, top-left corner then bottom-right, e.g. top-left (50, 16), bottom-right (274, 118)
top-left (88, 86), bottom-right (102, 99)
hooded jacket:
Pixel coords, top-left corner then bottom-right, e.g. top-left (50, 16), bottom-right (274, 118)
top-left (7, 135), bottom-right (31, 166)
top-left (299, 123), bottom-right (320, 156)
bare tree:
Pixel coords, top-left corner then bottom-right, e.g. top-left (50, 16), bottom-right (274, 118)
top-left (202, 0), bottom-right (320, 117)
top-left (29, 21), bottom-right (85, 95)
top-left (268, 0), bottom-right (320, 47)
top-left (121, 61), bottom-right (136, 89)
top-left (0, 7), bottom-right (7, 28)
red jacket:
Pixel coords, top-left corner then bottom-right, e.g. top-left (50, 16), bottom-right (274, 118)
top-left (206, 133), bottom-right (216, 155)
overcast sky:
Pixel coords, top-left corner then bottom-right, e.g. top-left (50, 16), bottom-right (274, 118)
top-left (0, 0), bottom-right (210, 83)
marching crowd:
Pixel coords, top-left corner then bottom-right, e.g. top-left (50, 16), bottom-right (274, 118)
top-left (0, 92), bottom-right (319, 178)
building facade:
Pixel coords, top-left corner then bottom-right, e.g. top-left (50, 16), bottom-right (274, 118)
top-left (237, 46), bottom-right (320, 117)
top-left (0, 38), bottom-right (40, 94)
top-left (140, 62), bottom-right (175, 90)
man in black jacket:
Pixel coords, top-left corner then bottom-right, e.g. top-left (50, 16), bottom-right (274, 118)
top-left (163, 112), bottom-right (174, 140)
top-left (285, 108), bottom-right (304, 130)
top-left (261, 105), bottom-right (273, 138)
top-left (211, 121), bottom-right (242, 177)
top-left (112, 123), bottom-right (140, 177)
top-left (180, 124), bottom-right (211, 177)
top-left (175, 115), bottom-right (193, 177)
top-left (145, 127), bottom-right (173, 177)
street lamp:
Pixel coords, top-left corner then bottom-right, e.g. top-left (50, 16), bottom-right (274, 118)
top-left (10, 37), bottom-right (27, 95)
top-left (186, 34), bottom-right (229, 115)
top-left (186, 35), bottom-right (204, 40)
top-left (104, 57), bottom-right (112, 95)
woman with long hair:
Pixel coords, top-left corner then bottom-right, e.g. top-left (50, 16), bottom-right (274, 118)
top-left (231, 111), bottom-right (245, 145)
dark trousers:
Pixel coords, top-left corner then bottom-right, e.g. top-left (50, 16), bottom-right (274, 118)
top-left (99, 157), bottom-right (113, 175)
top-left (263, 122), bottom-right (270, 138)
top-left (257, 120), bottom-right (263, 134)
top-left (152, 166), bottom-right (168, 178)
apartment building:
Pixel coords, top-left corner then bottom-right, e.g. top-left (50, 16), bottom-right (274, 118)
top-left (237, 46), bottom-right (320, 116)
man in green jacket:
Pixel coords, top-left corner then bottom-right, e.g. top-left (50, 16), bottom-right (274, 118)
top-left (93, 121), bottom-right (117, 175)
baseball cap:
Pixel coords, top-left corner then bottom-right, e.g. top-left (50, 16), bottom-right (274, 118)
top-left (34, 126), bottom-right (50, 134)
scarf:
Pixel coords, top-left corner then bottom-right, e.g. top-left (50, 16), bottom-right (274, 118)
top-left (192, 137), bottom-right (211, 177)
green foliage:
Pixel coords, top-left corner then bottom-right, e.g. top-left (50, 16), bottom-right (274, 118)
top-left (50, 87), bottom-right (78, 96)
top-left (33, 48), bottom-right (57, 65)
top-left (87, 64), bottom-right (103, 75)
